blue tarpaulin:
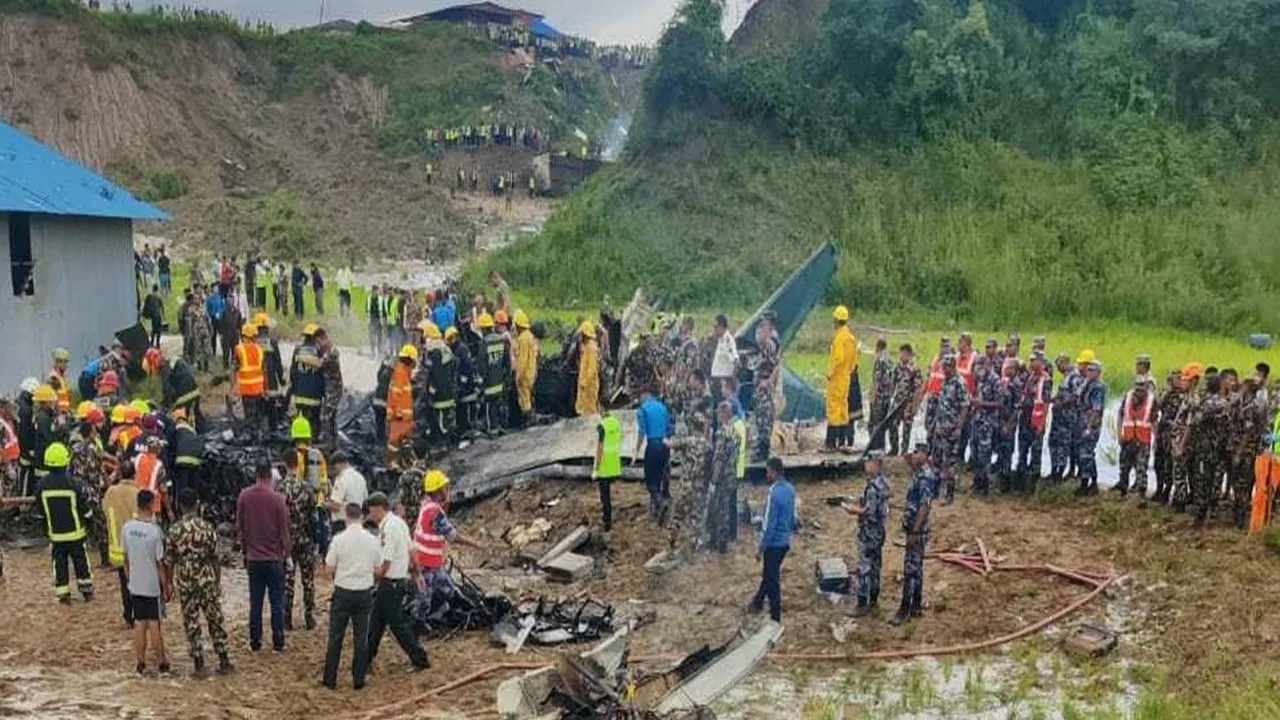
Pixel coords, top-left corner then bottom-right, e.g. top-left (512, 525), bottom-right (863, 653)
top-left (530, 19), bottom-right (561, 40)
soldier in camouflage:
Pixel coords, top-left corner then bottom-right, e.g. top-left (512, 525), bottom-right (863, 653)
top-left (1152, 370), bottom-right (1185, 505)
top-left (624, 335), bottom-right (660, 401)
top-left (893, 444), bottom-right (936, 626)
top-left (968, 355), bottom-right (1001, 496)
top-left (69, 415), bottom-right (110, 566)
top-left (316, 329), bottom-right (344, 448)
top-left (927, 354), bottom-right (968, 504)
top-left (167, 489), bottom-right (232, 674)
top-left (844, 450), bottom-right (890, 616)
top-left (666, 372), bottom-right (713, 555)
top-left (707, 401), bottom-right (741, 553)
top-left (395, 465), bottom-right (425, 522)
top-left (1169, 367), bottom-right (1203, 511)
top-left (868, 338), bottom-right (894, 452)
top-left (887, 344), bottom-right (922, 457)
top-left (182, 292), bottom-right (213, 373)
top-left (279, 455), bottom-right (317, 631)
top-left (1176, 369), bottom-right (1223, 524)
top-left (1075, 360), bottom-right (1107, 495)
top-left (1047, 353), bottom-right (1081, 484)
top-left (1230, 375), bottom-right (1266, 529)
top-left (995, 358), bottom-right (1020, 492)
top-left (751, 313), bottom-right (781, 462)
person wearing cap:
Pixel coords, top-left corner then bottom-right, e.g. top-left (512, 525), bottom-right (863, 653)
top-left (994, 356), bottom-right (1021, 492)
top-left (1075, 359), bottom-right (1107, 496)
top-left (969, 354), bottom-right (1002, 496)
top-left (366, 491), bottom-right (431, 672)
top-left (1046, 353), bottom-right (1081, 485)
top-left (706, 401), bottom-right (742, 553)
top-left (423, 322), bottom-right (459, 447)
top-left (447, 326), bottom-right (479, 435)
top-left (826, 306), bottom-right (860, 450)
top-left (405, 472), bottom-right (485, 634)
top-left (94, 368), bottom-right (123, 411)
top-left (170, 409), bottom-right (204, 507)
top-left (983, 337), bottom-right (1000, 366)
top-left (326, 451), bottom-right (368, 537)
top-left (478, 312), bottom-right (510, 433)
top-left (322, 501), bottom-right (380, 690)
top-left (750, 312), bottom-right (781, 462)
top-left (513, 310), bottom-right (539, 428)
top-left (868, 338), bottom-right (894, 452)
top-left (30, 384), bottom-right (62, 482)
top-left (1135, 354), bottom-right (1155, 395)
top-left (748, 457), bottom-right (797, 622)
top-left (134, 436), bottom-right (171, 521)
top-left (576, 321), bottom-right (602, 417)
top-left (893, 444), bottom-right (936, 626)
top-left (919, 337), bottom-right (953, 433)
top-left (70, 402), bottom-right (111, 566)
top-left (842, 449), bottom-right (890, 617)
top-left (234, 323), bottom-right (267, 431)
top-left (1015, 351), bottom-right (1051, 489)
top-left (1004, 333), bottom-right (1021, 361)
top-left (1182, 370), bottom-right (1230, 525)
top-left (386, 345), bottom-right (419, 465)
top-left (1152, 369), bottom-right (1184, 505)
top-left (181, 290), bottom-right (213, 373)
top-left (1115, 376), bottom-right (1157, 500)
top-left (926, 354), bottom-right (969, 504)
top-left (1228, 375), bottom-right (1265, 529)
top-left (279, 447), bottom-right (319, 632)
top-left (887, 344), bottom-right (922, 457)
top-left (36, 442), bottom-right (95, 603)
top-left (289, 324), bottom-right (326, 431)
top-left (48, 348), bottom-right (73, 413)
top-left (1168, 363), bottom-right (1204, 510)
top-left (165, 488), bottom-right (233, 675)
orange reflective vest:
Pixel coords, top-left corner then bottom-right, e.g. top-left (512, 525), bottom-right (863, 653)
top-left (926, 357), bottom-right (945, 396)
top-left (1119, 391), bottom-right (1154, 445)
top-left (49, 368), bottom-right (71, 412)
top-left (134, 453), bottom-right (164, 513)
top-left (956, 352), bottom-right (976, 396)
top-left (413, 501), bottom-right (448, 570)
top-left (387, 363), bottom-right (415, 447)
top-left (1029, 373), bottom-right (1049, 433)
top-left (0, 416), bottom-right (18, 461)
top-left (236, 343), bottom-right (265, 398)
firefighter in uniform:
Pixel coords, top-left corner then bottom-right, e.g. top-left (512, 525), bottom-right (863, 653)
top-left (290, 323), bottom-right (325, 430)
top-left (478, 312), bottom-right (510, 433)
top-left (387, 345), bottom-right (418, 466)
top-left (37, 442), bottom-right (94, 603)
top-left (255, 314), bottom-right (288, 433)
top-left (49, 348), bottom-right (73, 414)
top-left (290, 416), bottom-right (330, 556)
top-left (234, 323), bottom-right (267, 431)
top-left (170, 408), bottom-right (205, 506)
top-left (163, 357), bottom-right (203, 431)
top-left (423, 323), bottom-right (458, 446)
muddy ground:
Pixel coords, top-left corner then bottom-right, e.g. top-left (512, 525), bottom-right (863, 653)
top-left (2, 461), bottom-right (1279, 719)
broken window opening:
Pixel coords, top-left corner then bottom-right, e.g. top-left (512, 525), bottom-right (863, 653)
top-left (9, 213), bottom-right (33, 297)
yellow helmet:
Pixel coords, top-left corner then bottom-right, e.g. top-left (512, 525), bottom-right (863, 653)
top-left (579, 321), bottom-right (596, 339)
top-left (242, 322), bottom-right (259, 339)
top-left (33, 384), bottom-right (57, 404)
top-left (399, 344), bottom-right (420, 362)
top-left (291, 415), bottom-right (312, 441)
top-left (1076, 349), bottom-right (1096, 365)
top-left (52, 348), bottom-right (70, 363)
top-left (75, 400), bottom-right (96, 420)
top-left (44, 442), bottom-right (71, 469)
top-left (253, 312), bottom-right (271, 328)
top-left (444, 326), bottom-right (459, 342)
top-left (131, 399), bottom-right (151, 415)
top-left (514, 310), bottom-right (531, 329)
top-left (478, 312), bottom-right (495, 330)
top-left (422, 321), bottom-right (442, 340)
top-left (302, 323), bottom-right (320, 337)
top-left (832, 306), bottom-right (850, 322)
top-left (423, 469), bottom-right (450, 494)
top-left (111, 405), bottom-right (127, 424)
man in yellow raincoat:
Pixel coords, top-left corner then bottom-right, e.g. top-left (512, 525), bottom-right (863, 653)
top-left (514, 310), bottom-right (539, 427)
top-left (576, 321), bottom-right (601, 416)
top-left (826, 306), bottom-right (860, 450)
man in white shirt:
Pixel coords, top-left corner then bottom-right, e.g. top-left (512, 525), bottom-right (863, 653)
top-left (710, 313), bottom-right (739, 404)
top-left (365, 492), bottom-right (430, 671)
top-left (336, 266), bottom-right (354, 318)
top-left (322, 503), bottom-right (380, 690)
top-left (326, 451), bottom-right (369, 536)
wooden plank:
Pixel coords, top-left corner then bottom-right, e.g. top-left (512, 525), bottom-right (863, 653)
top-left (536, 526), bottom-right (590, 568)
top-left (654, 621), bottom-right (784, 713)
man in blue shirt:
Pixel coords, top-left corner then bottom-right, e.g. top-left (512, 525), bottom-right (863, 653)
top-left (205, 291), bottom-right (227, 360)
top-left (749, 457), bottom-right (797, 622)
top-left (634, 388), bottom-right (672, 519)
top-left (431, 291), bottom-right (457, 333)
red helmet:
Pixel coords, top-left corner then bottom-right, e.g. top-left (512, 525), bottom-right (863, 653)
top-left (98, 370), bottom-right (120, 391)
top-left (86, 407), bottom-right (106, 426)
top-left (143, 347), bottom-right (164, 374)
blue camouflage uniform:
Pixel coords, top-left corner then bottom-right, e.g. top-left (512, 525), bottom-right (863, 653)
top-left (855, 471), bottom-right (890, 607)
top-left (969, 363), bottom-right (1001, 495)
top-left (1048, 367), bottom-right (1083, 481)
top-left (1076, 371), bottom-right (1107, 492)
top-left (900, 464), bottom-right (936, 619)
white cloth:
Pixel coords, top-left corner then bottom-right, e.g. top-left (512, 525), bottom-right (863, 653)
top-left (711, 332), bottom-right (739, 379)
top-left (378, 512), bottom-right (413, 580)
top-left (328, 466), bottom-right (369, 522)
top-left (325, 525), bottom-right (381, 591)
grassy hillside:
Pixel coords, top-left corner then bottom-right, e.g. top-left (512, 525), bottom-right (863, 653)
top-left (475, 0), bottom-right (1280, 335)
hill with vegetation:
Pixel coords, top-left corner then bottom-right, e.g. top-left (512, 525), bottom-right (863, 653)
top-left (0, 1), bottom-right (635, 260)
top-left (480, 0), bottom-right (1280, 334)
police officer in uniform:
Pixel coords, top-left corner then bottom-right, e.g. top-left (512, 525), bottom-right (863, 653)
top-left (843, 449), bottom-right (889, 617)
top-left (893, 444), bottom-right (936, 626)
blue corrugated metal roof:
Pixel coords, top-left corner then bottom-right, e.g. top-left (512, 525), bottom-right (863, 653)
top-left (0, 120), bottom-right (168, 221)
top-left (531, 19), bottom-right (560, 40)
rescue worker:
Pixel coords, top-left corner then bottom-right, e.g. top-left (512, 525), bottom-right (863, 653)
top-left (1076, 359), bottom-right (1107, 496)
top-left (479, 312), bottom-right (510, 433)
top-left (255, 314), bottom-right (288, 433)
top-left (233, 323), bottom-right (267, 432)
top-left (1230, 376), bottom-right (1265, 528)
top-left (36, 442), bottom-right (94, 603)
top-left (825, 306), bottom-right (859, 450)
top-left (448, 327), bottom-right (478, 435)
top-left (163, 357), bottom-right (202, 431)
top-left (103, 463), bottom-right (139, 626)
top-left (423, 322), bottom-right (458, 446)
top-left (918, 338), bottom-right (953, 433)
top-left (170, 409), bottom-right (204, 504)
top-left (843, 449), bottom-right (889, 617)
top-left (1017, 351), bottom-right (1052, 488)
top-left (31, 384), bottom-right (62, 483)
top-left (751, 312), bottom-right (781, 462)
top-left (386, 345), bottom-right (418, 465)
top-left (316, 328), bottom-right (344, 447)
top-left (927, 355), bottom-right (969, 504)
top-left (666, 370), bottom-right (714, 554)
top-left (513, 310), bottom-right (538, 428)
top-left (16, 378), bottom-right (38, 496)
top-left (289, 323), bottom-right (325, 430)
top-left (1152, 369), bottom-right (1185, 505)
top-left (109, 405), bottom-right (143, 462)
top-left (593, 408), bottom-right (623, 531)
top-left (95, 370), bottom-right (122, 414)
top-left (887, 344), bottom-right (922, 457)
top-left (1135, 354), bottom-right (1156, 395)
top-left (1115, 377), bottom-right (1156, 499)
top-left (409, 471), bottom-right (486, 626)
top-left (0, 398), bottom-right (20, 503)
top-left (70, 402), bottom-right (110, 567)
top-left (290, 415), bottom-right (329, 552)
top-left (1170, 364), bottom-right (1204, 512)
top-left (576, 321), bottom-right (601, 416)
top-left (955, 333), bottom-right (978, 464)
top-left (707, 401), bottom-right (741, 553)
top-left (373, 355), bottom-right (393, 445)
top-left (969, 355), bottom-right (1001, 496)
top-left (280, 444), bottom-right (318, 632)
top-left (869, 338), bottom-right (894, 452)
top-left (166, 488), bottom-right (233, 675)
top-left (1047, 353), bottom-right (1082, 485)
top-left (49, 348), bottom-right (73, 413)
top-left (892, 444), bottom-right (935, 626)
top-left (133, 436), bottom-right (170, 521)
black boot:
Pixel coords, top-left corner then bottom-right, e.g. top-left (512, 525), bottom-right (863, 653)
top-left (889, 595), bottom-right (911, 626)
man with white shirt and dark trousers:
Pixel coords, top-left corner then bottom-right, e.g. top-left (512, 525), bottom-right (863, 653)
top-left (709, 314), bottom-right (739, 407)
top-left (365, 492), bottom-right (430, 671)
top-left (326, 451), bottom-right (368, 537)
top-left (322, 502), bottom-right (380, 690)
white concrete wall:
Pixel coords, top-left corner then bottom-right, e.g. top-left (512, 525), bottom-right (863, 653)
top-left (0, 213), bottom-right (136, 390)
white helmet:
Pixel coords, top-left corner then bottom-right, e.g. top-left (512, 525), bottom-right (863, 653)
top-left (19, 377), bottom-right (39, 394)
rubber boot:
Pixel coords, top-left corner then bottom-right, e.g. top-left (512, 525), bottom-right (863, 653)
top-left (889, 596), bottom-right (911, 626)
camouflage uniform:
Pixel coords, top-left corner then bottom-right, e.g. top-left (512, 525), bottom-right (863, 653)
top-left (1153, 385), bottom-right (1186, 504)
top-left (1170, 391), bottom-right (1199, 511)
top-left (624, 340), bottom-right (659, 401)
top-left (900, 464), bottom-right (936, 618)
top-left (395, 467), bottom-right (424, 521)
top-left (667, 394), bottom-right (712, 554)
top-left (1076, 375), bottom-right (1107, 492)
top-left (69, 429), bottom-right (109, 564)
top-left (1229, 391), bottom-right (1267, 526)
top-left (1017, 368), bottom-right (1051, 480)
top-left (887, 360), bottom-right (922, 456)
top-left (1188, 393), bottom-right (1230, 524)
top-left (707, 422), bottom-right (740, 553)
top-left (318, 344), bottom-right (344, 447)
top-left (1116, 389), bottom-right (1155, 498)
top-left (868, 350), bottom-right (895, 451)
top-left (969, 366), bottom-right (1001, 495)
top-left (279, 472), bottom-right (316, 627)
top-left (184, 302), bottom-right (213, 373)
top-left (927, 373), bottom-right (969, 502)
top-left (167, 513), bottom-right (230, 667)
top-left (995, 373), bottom-right (1020, 491)
top-left (1048, 369), bottom-right (1082, 481)
top-left (855, 472), bottom-right (890, 608)
top-left (752, 331), bottom-right (781, 462)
